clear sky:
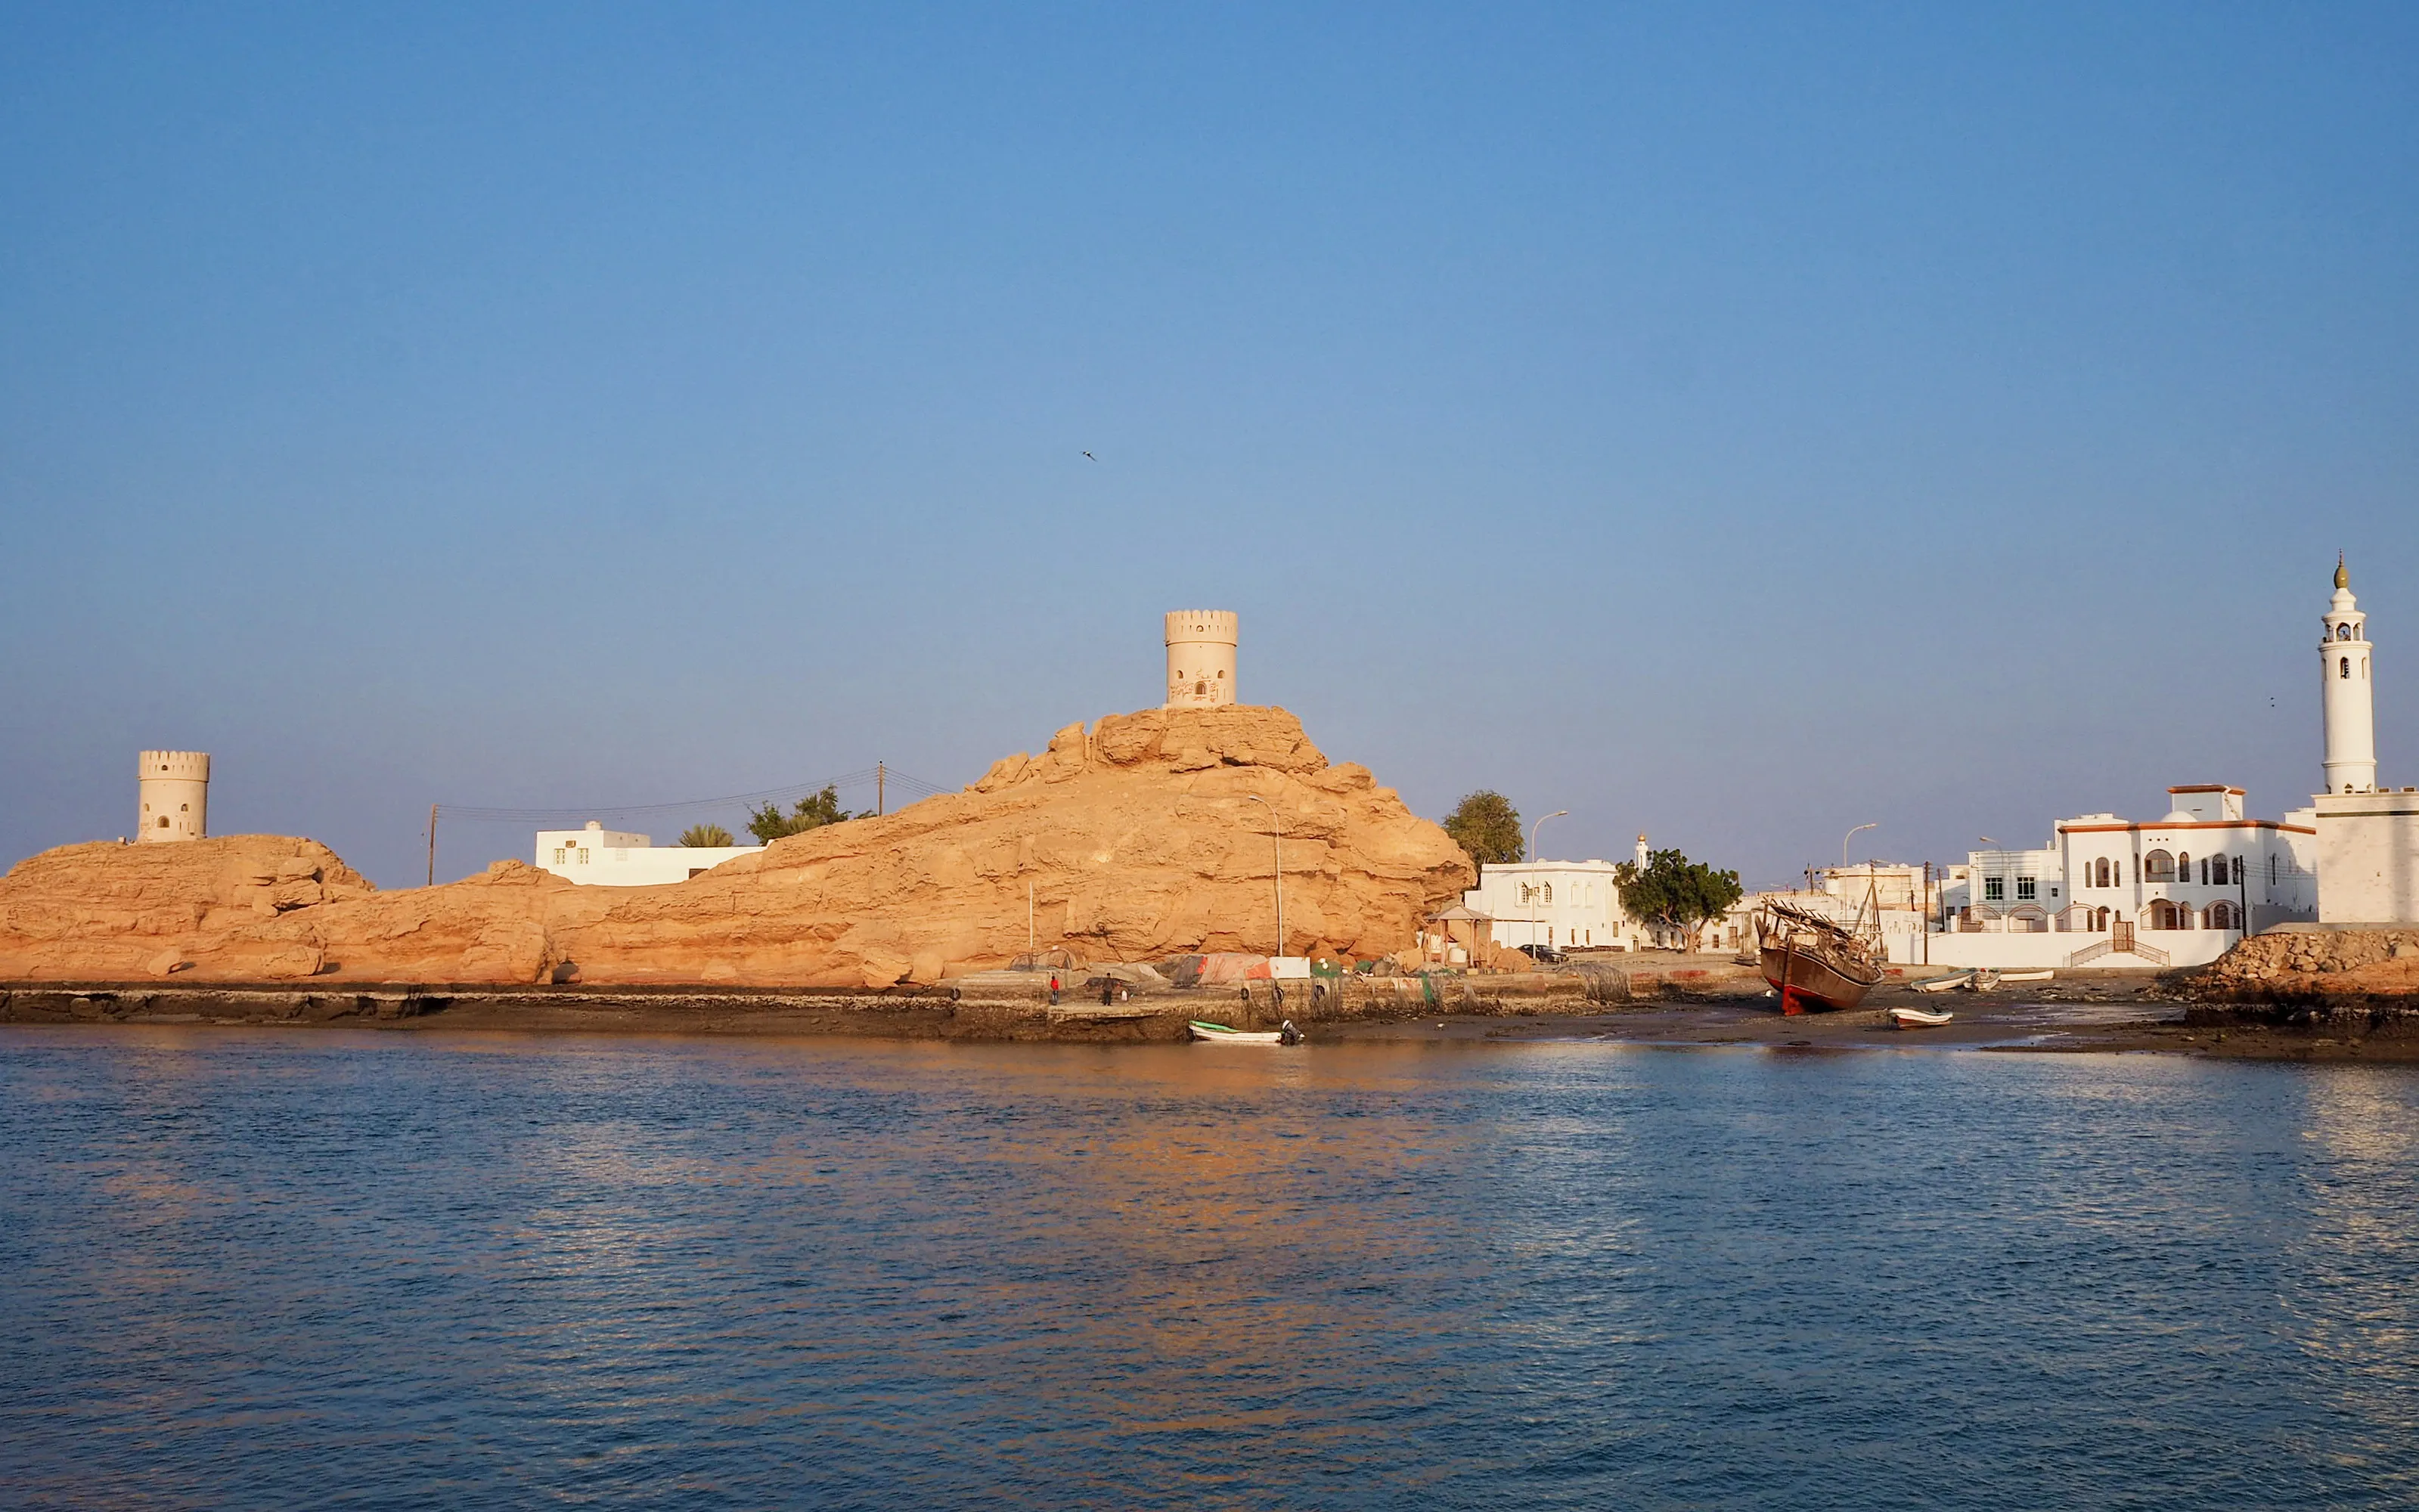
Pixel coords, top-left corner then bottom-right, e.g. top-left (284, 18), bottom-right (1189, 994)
top-left (4, 2), bottom-right (2414, 888)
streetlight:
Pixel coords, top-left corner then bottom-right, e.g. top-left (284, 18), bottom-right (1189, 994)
top-left (1245, 795), bottom-right (1284, 959)
top-left (1842, 822), bottom-right (1877, 872)
top-left (1530, 810), bottom-right (1568, 863)
top-left (1528, 810), bottom-right (1568, 955)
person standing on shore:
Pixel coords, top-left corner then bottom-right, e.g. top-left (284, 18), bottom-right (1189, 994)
top-left (1049, 974), bottom-right (1059, 1005)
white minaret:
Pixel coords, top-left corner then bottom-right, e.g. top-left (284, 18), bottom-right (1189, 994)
top-left (1634, 833), bottom-right (1650, 867)
top-left (1165, 610), bottom-right (1239, 708)
top-left (138, 750), bottom-right (211, 842)
top-left (2321, 556), bottom-right (2377, 796)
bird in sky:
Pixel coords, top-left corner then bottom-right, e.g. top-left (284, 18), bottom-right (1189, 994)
top-left (1081, 451), bottom-right (1096, 460)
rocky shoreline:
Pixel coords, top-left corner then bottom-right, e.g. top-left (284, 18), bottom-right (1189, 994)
top-left (7, 959), bottom-right (2405, 1061)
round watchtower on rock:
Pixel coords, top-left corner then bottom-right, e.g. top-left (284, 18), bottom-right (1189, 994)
top-left (137, 750), bottom-right (210, 843)
top-left (1165, 610), bottom-right (1239, 708)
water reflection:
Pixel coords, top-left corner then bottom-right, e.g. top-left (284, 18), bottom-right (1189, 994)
top-left (2, 1028), bottom-right (2416, 1508)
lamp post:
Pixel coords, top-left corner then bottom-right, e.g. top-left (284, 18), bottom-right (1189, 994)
top-left (1245, 795), bottom-right (1284, 959)
top-left (1528, 810), bottom-right (1568, 953)
top-left (1842, 822), bottom-right (1877, 872)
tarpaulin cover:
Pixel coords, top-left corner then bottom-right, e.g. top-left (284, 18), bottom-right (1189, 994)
top-left (1194, 952), bottom-right (1268, 986)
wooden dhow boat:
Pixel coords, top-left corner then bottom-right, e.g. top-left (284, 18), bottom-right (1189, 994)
top-left (1758, 898), bottom-right (1886, 1013)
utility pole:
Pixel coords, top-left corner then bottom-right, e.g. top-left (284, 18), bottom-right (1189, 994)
top-left (1246, 795), bottom-right (1284, 958)
top-left (877, 762), bottom-right (885, 816)
top-left (1527, 810), bottom-right (1568, 954)
top-left (426, 804), bottom-right (438, 887)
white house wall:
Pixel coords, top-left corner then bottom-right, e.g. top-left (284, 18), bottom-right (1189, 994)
top-left (2315, 790), bottom-right (2419, 923)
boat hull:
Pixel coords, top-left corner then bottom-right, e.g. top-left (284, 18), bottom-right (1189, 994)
top-left (1761, 944), bottom-right (1881, 1012)
top-left (1188, 1021), bottom-right (1292, 1045)
top-left (1889, 1006), bottom-right (1955, 1029)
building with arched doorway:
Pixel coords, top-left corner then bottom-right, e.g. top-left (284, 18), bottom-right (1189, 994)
top-left (1925, 782), bottom-right (2318, 970)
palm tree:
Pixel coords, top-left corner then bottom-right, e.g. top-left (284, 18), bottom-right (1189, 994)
top-left (678, 823), bottom-right (736, 848)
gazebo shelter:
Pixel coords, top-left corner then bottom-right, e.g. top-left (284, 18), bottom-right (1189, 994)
top-left (1422, 903), bottom-right (1493, 965)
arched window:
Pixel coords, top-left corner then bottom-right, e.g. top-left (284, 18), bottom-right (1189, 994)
top-left (2176, 852), bottom-right (2191, 882)
top-left (2092, 857), bottom-right (2108, 888)
top-left (2271, 854), bottom-right (2278, 885)
top-left (2341, 656), bottom-right (2351, 678)
top-left (2208, 900), bottom-right (2237, 931)
top-left (2144, 850), bottom-right (2175, 881)
top-left (157, 816), bottom-right (169, 829)
top-left (2339, 623), bottom-right (2352, 640)
top-left (2148, 900), bottom-right (2181, 930)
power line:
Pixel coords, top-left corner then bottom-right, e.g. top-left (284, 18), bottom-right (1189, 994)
top-left (435, 766), bottom-right (953, 824)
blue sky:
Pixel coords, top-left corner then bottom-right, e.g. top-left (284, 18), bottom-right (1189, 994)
top-left (4, 2), bottom-right (2414, 888)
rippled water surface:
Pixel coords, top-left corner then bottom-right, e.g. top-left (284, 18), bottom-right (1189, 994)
top-left (4, 1028), bottom-right (2417, 1508)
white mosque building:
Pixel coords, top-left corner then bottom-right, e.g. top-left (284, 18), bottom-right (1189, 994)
top-left (2311, 559), bottom-right (2419, 922)
top-left (1924, 556), bottom-right (2412, 966)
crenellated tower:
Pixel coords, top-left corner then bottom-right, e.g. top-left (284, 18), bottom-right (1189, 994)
top-left (138, 750), bottom-right (211, 842)
top-left (2321, 557), bottom-right (2377, 796)
top-left (1165, 610), bottom-right (1239, 708)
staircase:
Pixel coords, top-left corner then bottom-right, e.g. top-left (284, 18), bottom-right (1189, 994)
top-left (2065, 933), bottom-right (2169, 968)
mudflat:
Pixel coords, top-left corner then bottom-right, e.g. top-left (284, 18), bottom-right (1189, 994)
top-left (6, 964), bottom-right (2409, 1061)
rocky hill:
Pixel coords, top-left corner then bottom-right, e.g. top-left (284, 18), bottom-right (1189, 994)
top-left (0, 706), bottom-right (1476, 987)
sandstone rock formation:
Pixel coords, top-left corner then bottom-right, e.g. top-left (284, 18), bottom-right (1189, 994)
top-left (2197, 928), bottom-right (2419, 998)
top-left (0, 706), bottom-right (1477, 988)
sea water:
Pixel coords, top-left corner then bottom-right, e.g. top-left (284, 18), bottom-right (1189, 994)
top-left (2, 1027), bottom-right (2414, 1509)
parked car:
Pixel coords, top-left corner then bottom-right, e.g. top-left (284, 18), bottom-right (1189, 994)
top-left (1515, 943), bottom-right (1565, 965)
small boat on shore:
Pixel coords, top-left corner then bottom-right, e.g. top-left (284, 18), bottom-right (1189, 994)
top-left (1189, 1019), bottom-right (1303, 1046)
top-left (1758, 900), bottom-right (1886, 1013)
top-left (1912, 972), bottom-right (1972, 994)
top-left (1889, 1006), bottom-right (1956, 1030)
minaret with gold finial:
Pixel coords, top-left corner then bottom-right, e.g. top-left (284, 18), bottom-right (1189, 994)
top-left (2321, 554), bottom-right (2377, 795)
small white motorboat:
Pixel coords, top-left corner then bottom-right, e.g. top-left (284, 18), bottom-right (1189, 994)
top-left (1189, 1019), bottom-right (1303, 1046)
top-left (1888, 1006), bottom-right (1956, 1030)
top-left (1996, 968), bottom-right (2055, 983)
top-left (1911, 972), bottom-right (1972, 994)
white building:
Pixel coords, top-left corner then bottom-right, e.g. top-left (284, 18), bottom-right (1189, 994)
top-left (1464, 859), bottom-right (1639, 951)
top-left (535, 820), bottom-right (761, 886)
top-left (2310, 559), bottom-right (2419, 923)
top-left (1465, 835), bottom-right (1738, 953)
top-left (1917, 784), bottom-right (2318, 969)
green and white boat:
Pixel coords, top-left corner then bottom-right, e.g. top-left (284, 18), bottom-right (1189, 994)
top-left (1188, 1019), bottom-right (1302, 1046)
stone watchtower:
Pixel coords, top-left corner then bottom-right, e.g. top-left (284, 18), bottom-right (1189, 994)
top-left (2321, 556), bottom-right (2377, 796)
top-left (138, 750), bottom-right (210, 842)
top-left (1165, 610), bottom-right (1239, 708)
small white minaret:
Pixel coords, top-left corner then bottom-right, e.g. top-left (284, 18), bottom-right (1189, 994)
top-left (1634, 833), bottom-right (1650, 867)
top-left (138, 750), bottom-right (211, 842)
top-left (1165, 610), bottom-right (1239, 708)
top-left (2321, 556), bottom-right (2377, 796)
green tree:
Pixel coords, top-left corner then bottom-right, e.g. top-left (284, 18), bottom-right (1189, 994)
top-left (745, 785), bottom-right (863, 844)
top-left (1442, 790), bottom-right (1524, 865)
top-left (677, 823), bottom-right (736, 848)
top-left (1614, 848), bottom-right (1744, 949)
